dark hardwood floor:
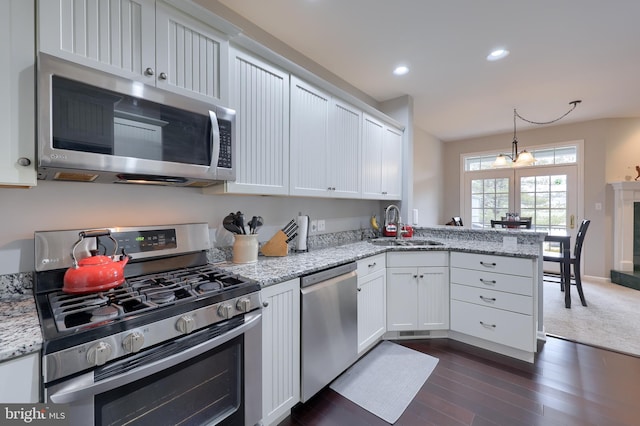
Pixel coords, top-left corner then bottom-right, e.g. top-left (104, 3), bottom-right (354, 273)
top-left (279, 337), bottom-right (640, 425)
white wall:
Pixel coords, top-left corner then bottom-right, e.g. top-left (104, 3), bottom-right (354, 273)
top-left (412, 127), bottom-right (443, 226)
top-left (0, 181), bottom-right (381, 274)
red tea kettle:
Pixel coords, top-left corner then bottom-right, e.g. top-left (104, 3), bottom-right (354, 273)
top-left (63, 230), bottom-right (130, 294)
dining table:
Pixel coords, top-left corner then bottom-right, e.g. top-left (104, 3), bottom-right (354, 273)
top-left (544, 233), bottom-right (572, 308)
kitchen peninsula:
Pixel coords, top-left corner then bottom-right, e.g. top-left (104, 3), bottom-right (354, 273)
top-left (0, 226), bottom-right (545, 410)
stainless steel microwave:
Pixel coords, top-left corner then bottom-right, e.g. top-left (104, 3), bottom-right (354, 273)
top-left (37, 54), bottom-right (236, 187)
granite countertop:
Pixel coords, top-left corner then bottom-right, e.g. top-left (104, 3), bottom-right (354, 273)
top-left (0, 294), bottom-right (42, 362)
top-left (213, 237), bottom-right (542, 287)
top-left (0, 234), bottom-right (542, 363)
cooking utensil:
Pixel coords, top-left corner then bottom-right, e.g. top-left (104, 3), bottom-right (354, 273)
top-left (63, 230), bottom-right (130, 294)
top-left (223, 213), bottom-right (243, 234)
top-left (252, 216), bottom-right (264, 234)
top-left (235, 211), bottom-right (246, 234)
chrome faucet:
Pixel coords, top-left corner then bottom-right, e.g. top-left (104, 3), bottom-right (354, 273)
top-left (384, 204), bottom-right (405, 239)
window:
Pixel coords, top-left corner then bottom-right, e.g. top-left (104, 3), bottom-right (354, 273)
top-left (464, 145), bottom-right (577, 171)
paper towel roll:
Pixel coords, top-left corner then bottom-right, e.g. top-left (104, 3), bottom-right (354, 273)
top-left (296, 215), bottom-right (309, 252)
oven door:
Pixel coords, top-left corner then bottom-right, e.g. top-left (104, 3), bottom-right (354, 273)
top-left (46, 311), bottom-right (261, 426)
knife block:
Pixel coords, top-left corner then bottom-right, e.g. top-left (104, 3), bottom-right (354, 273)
top-left (260, 230), bottom-right (289, 257)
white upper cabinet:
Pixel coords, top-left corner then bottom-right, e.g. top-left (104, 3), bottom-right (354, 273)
top-left (289, 76), bottom-right (330, 197)
top-left (361, 114), bottom-right (384, 198)
top-left (362, 113), bottom-right (403, 200)
top-left (381, 125), bottom-right (403, 199)
top-left (38, 0), bottom-right (228, 104)
top-left (290, 76), bottom-right (362, 198)
top-left (208, 48), bottom-right (290, 195)
top-left (0, 0), bottom-right (37, 187)
top-left (329, 98), bottom-right (362, 198)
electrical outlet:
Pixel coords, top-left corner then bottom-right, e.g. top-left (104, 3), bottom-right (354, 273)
top-left (310, 220), bottom-right (318, 233)
top-left (317, 220), bottom-right (325, 231)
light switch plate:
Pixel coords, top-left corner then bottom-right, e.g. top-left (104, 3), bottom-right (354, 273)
top-left (310, 220), bottom-right (318, 233)
top-left (317, 220), bottom-right (325, 231)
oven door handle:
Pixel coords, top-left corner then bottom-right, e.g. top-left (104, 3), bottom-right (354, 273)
top-left (49, 311), bottom-right (261, 404)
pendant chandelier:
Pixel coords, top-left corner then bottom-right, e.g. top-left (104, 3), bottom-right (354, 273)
top-left (492, 100), bottom-right (582, 168)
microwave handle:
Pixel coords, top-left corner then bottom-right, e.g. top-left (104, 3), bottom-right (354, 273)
top-left (209, 110), bottom-right (221, 169)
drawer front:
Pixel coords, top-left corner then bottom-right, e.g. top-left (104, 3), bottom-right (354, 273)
top-left (357, 254), bottom-right (386, 277)
top-left (450, 300), bottom-right (535, 351)
top-left (386, 251), bottom-right (449, 268)
top-left (450, 283), bottom-right (533, 315)
top-left (450, 252), bottom-right (533, 277)
top-left (450, 267), bottom-right (533, 296)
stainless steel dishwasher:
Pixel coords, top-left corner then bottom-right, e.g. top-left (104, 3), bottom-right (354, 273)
top-left (300, 262), bottom-right (358, 402)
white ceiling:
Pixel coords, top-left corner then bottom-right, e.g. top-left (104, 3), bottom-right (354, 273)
top-left (216, 0), bottom-right (640, 141)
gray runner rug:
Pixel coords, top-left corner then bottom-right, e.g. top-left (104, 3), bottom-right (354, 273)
top-left (330, 340), bottom-right (438, 424)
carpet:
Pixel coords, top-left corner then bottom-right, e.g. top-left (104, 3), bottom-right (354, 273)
top-left (543, 276), bottom-right (640, 357)
top-left (330, 340), bottom-right (438, 424)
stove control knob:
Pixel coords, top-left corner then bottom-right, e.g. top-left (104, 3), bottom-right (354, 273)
top-left (87, 342), bottom-right (112, 366)
top-left (236, 298), bottom-right (251, 313)
top-left (176, 315), bottom-right (195, 334)
top-left (122, 332), bottom-right (145, 354)
top-left (218, 303), bottom-right (234, 319)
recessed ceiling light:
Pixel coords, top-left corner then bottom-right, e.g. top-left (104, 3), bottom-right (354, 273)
top-left (393, 66), bottom-right (409, 76)
top-left (487, 48), bottom-right (510, 61)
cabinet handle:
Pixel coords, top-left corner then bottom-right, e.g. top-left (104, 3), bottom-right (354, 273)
top-left (479, 261), bottom-right (497, 267)
top-left (419, 274), bottom-right (424, 278)
top-left (368, 262), bottom-right (377, 268)
top-left (479, 278), bottom-right (496, 285)
top-left (262, 301), bottom-right (269, 308)
top-left (17, 157), bottom-right (31, 166)
top-left (479, 295), bottom-right (496, 302)
top-left (357, 288), bottom-right (362, 292)
top-left (159, 72), bottom-right (168, 80)
top-left (479, 321), bottom-right (496, 328)
top-left (413, 275), bottom-right (418, 278)
top-left (144, 67), bottom-right (154, 76)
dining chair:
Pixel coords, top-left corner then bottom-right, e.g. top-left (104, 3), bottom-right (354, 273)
top-left (543, 219), bottom-right (591, 307)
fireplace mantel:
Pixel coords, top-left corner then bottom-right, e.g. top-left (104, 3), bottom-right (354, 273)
top-left (610, 181), bottom-right (640, 271)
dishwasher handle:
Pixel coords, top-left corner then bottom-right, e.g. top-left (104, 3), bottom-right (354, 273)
top-left (301, 262), bottom-right (357, 288)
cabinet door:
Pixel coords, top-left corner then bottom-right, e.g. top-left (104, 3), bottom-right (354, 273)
top-left (357, 268), bottom-right (386, 353)
top-left (329, 99), bottom-right (361, 198)
top-left (381, 125), bottom-right (403, 199)
top-left (289, 76), bottom-right (330, 196)
top-left (386, 267), bottom-right (418, 331)
top-left (38, 0), bottom-right (156, 82)
top-left (417, 266), bottom-right (449, 330)
top-left (223, 49), bottom-right (290, 195)
top-left (155, 1), bottom-right (228, 103)
top-left (0, 352), bottom-right (40, 402)
top-left (261, 278), bottom-right (300, 425)
top-left (0, 0), bottom-right (36, 187)
top-left (361, 114), bottom-right (384, 199)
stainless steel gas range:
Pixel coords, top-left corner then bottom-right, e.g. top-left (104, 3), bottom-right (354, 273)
top-left (34, 223), bottom-right (262, 426)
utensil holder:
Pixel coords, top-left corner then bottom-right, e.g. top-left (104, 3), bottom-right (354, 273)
top-left (233, 234), bottom-right (259, 264)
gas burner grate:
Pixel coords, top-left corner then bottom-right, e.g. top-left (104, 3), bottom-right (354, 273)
top-left (46, 264), bottom-right (255, 332)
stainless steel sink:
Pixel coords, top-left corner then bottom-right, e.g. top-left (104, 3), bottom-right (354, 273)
top-left (369, 238), bottom-right (444, 247)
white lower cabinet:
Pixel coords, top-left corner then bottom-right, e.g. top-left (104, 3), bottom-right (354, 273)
top-left (356, 254), bottom-right (386, 354)
top-left (260, 278), bottom-right (300, 426)
top-left (386, 251), bottom-right (449, 331)
top-left (449, 252), bottom-right (536, 353)
top-left (0, 352), bottom-right (40, 402)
